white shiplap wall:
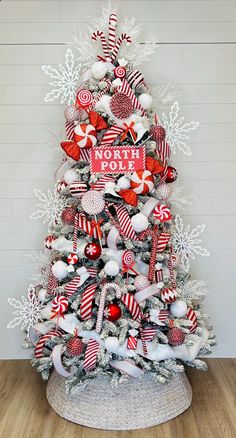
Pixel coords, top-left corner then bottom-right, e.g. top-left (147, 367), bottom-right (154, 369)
top-left (0, 0), bottom-right (236, 358)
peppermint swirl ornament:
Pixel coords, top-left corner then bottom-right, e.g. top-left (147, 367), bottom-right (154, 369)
top-left (74, 123), bottom-right (97, 149)
top-left (114, 66), bottom-right (126, 78)
top-left (51, 295), bottom-right (68, 316)
top-left (110, 93), bottom-right (133, 119)
top-left (153, 204), bottom-right (172, 222)
top-left (122, 250), bottom-right (135, 267)
top-left (76, 89), bottom-right (93, 108)
top-left (81, 190), bottom-right (105, 215)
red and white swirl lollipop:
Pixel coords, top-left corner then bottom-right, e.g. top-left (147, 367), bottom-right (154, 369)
top-left (76, 89), bottom-right (93, 108)
top-left (51, 295), bottom-right (68, 318)
top-left (114, 66), bottom-right (126, 78)
top-left (153, 204), bottom-right (172, 222)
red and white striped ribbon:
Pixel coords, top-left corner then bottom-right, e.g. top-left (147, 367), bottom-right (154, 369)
top-left (108, 13), bottom-right (117, 50)
top-left (65, 121), bottom-right (75, 140)
top-left (118, 79), bottom-right (145, 116)
top-left (35, 329), bottom-right (61, 359)
top-left (100, 126), bottom-right (124, 146)
top-left (83, 338), bottom-right (100, 372)
top-left (92, 31), bottom-right (111, 62)
top-left (121, 292), bottom-right (141, 321)
top-left (111, 34), bottom-right (132, 63)
top-left (158, 140), bottom-right (171, 160)
top-left (80, 283), bottom-right (98, 320)
top-left (105, 203), bottom-right (138, 241)
top-left (140, 327), bottom-right (157, 356)
top-left (159, 309), bottom-right (170, 322)
top-left (69, 181), bottom-right (87, 198)
top-left (187, 307), bottom-right (197, 333)
top-left (64, 276), bottom-right (81, 297)
top-left (156, 232), bottom-right (170, 252)
top-left (77, 213), bottom-right (100, 239)
top-left (90, 175), bottom-right (115, 191)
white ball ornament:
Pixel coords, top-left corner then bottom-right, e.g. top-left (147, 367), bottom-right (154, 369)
top-left (91, 61), bottom-right (108, 80)
top-left (37, 288), bottom-right (48, 303)
top-left (170, 300), bottom-right (188, 318)
top-left (104, 337), bottom-right (120, 353)
top-left (63, 168), bottom-right (78, 185)
top-left (138, 93), bottom-right (153, 109)
top-left (134, 275), bottom-right (150, 291)
top-left (52, 260), bottom-right (68, 280)
top-left (131, 213), bottom-right (149, 233)
top-left (104, 260), bottom-right (120, 276)
top-left (117, 176), bottom-right (130, 190)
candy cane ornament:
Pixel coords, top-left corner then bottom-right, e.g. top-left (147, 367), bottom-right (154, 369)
top-left (111, 34), bottom-right (132, 62)
top-left (108, 13), bottom-right (118, 51)
top-left (35, 330), bottom-right (62, 359)
top-left (139, 225), bottom-right (159, 282)
top-left (96, 283), bottom-right (121, 333)
top-left (92, 31), bottom-right (111, 62)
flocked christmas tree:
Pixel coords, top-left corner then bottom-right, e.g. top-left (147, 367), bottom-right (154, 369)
top-left (8, 4), bottom-right (215, 390)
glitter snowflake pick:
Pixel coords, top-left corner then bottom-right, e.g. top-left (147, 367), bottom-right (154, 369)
top-left (161, 101), bottom-right (199, 156)
top-left (7, 285), bottom-right (44, 333)
top-left (172, 215), bottom-right (209, 272)
top-left (42, 48), bottom-right (81, 104)
top-left (30, 186), bottom-right (70, 227)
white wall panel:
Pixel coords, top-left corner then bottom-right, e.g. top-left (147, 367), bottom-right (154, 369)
top-left (0, 0), bottom-right (235, 359)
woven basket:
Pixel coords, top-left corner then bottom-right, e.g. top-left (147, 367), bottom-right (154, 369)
top-left (46, 370), bottom-right (192, 430)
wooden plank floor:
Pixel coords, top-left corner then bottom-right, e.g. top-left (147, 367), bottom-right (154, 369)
top-left (0, 359), bottom-right (235, 438)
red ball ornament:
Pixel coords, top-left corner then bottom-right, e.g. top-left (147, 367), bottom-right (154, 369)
top-left (150, 125), bottom-right (166, 143)
top-left (67, 253), bottom-right (79, 264)
top-left (165, 166), bottom-right (178, 184)
top-left (110, 93), bottom-right (133, 119)
top-left (66, 337), bottom-right (84, 357)
top-left (61, 207), bottom-right (77, 225)
top-left (84, 242), bottom-right (101, 260)
top-left (104, 303), bottom-right (122, 321)
top-left (167, 328), bottom-right (185, 346)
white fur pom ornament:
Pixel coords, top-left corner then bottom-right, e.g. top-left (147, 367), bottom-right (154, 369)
top-left (131, 213), bottom-right (149, 233)
top-left (138, 93), bottom-right (153, 109)
top-left (37, 288), bottom-right (48, 303)
top-left (170, 300), bottom-right (188, 317)
top-left (91, 61), bottom-right (108, 80)
top-left (63, 168), bottom-right (78, 185)
top-left (52, 260), bottom-right (68, 280)
top-left (117, 176), bottom-right (130, 190)
top-left (104, 260), bottom-right (120, 276)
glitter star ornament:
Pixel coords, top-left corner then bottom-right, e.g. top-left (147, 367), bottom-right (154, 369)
top-left (42, 49), bottom-right (81, 104)
top-left (172, 215), bottom-right (210, 272)
top-left (7, 285), bottom-right (44, 334)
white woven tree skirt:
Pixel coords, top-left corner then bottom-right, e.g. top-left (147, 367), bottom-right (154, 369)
top-left (46, 370), bottom-right (192, 430)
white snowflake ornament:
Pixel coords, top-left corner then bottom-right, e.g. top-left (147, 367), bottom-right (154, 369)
top-left (172, 215), bottom-right (209, 272)
top-left (30, 186), bottom-right (70, 227)
top-left (161, 101), bottom-right (199, 156)
top-left (7, 285), bottom-right (44, 334)
top-left (42, 49), bottom-right (81, 104)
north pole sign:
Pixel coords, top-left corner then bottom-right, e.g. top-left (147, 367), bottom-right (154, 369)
top-left (90, 145), bottom-right (146, 174)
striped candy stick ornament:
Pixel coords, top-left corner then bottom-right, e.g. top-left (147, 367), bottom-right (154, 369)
top-left (92, 31), bottom-right (111, 61)
top-left (156, 232), bottom-right (171, 252)
top-left (83, 338), bottom-right (100, 372)
top-left (121, 292), bottom-right (141, 321)
top-left (108, 13), bottom-right (118, 50)
top-left (100, 126), bottom-right (124, 146)
top-left (187, 307), bottom-right (198, 333)
top-left (80, 283), bottom-right (98, 320)
top-left (168, 250), bottom-right (177, 288)
top-left (139, 225), bottom-right (159, 282)
top-left (105, 203), bottom-right (138, 241)
top-left (118, 79), bottom-right (145, 116)
top-left (127, 336), bottom-right (138, 350)
top-left (73, 213), bottom-right (79, 253)
top-left (35, 330), bottom-right (61, 359)
top-left (47, 264), bottom-right (58, 295)
top-left (111, 34), bottom-right (132, 63)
